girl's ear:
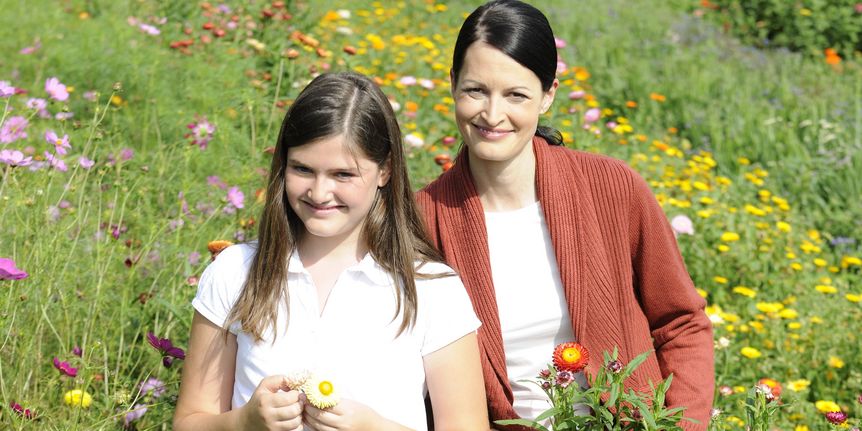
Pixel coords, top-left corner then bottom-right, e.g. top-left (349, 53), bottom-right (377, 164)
top-left (540, 78), bottom-right (559, 114)
top-left (377, 158), bottom-right (392, 188)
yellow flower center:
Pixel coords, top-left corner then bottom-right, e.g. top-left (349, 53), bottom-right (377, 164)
top-left (562, 347), bottom-right (581, 363)
top-left (319, 381), bottom-right (333, 396)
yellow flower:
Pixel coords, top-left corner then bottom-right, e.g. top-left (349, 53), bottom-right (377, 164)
top-left (828, 356), bottom-right (845, 368)
top-left (846, 293), bottom-right (861, 303)
top-left (815, 285), bottom-right (837, 294)
top-left (787, 379), bottom-right (810, 391)
top-left (787, 322), bottom-right (801, 330)
top-left (303, 377), bottom-right (339, 409)
top-left (790, 262), bottom-right (803, 271)
top-left (717, 244), bottom-right (730, 253)
top-left (778, 308), bottom-right (798, 319)
top-left (733, 286), bottom-right (757, 298)
top-left (713, 276), bottom-right (728, 284)
top-left (813, 258), bottom-right (827, 267)
top-left (64, 389), bottom-right (93, 408)
top-left (720, 232), bottom-right (740, 242)
top-left (799, 8), bottom-right (812, 16)
top-left (795, 426), bottom-right (810, 431)
top-left (815, 400), bottom-right (841, 413)
top-left (776, 221), bottom-right (791, 233)
top-left (841, 256), bottom-right (862, 268)
top-left (740, 347), bottom-right (762, 359)
top-left (756, 302), bottom-right (784, 313)
top-left (696, 288), bottom-right (708, 298)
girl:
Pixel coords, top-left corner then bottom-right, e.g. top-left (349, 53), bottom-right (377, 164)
top-left (416, 1), bottom-right (714, 430)
top-left (174, 72), bottom-right (488, 431)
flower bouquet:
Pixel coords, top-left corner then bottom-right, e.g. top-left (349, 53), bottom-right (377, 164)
top-left (495, 342), bottom-right (691, 431)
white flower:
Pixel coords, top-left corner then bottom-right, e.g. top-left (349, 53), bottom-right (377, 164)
top-left (404, 133), bottom-right (424, 148)
top-left (303, 377), bottom-right (339, 409)
top-left (670, 214), bottom-right (694, 236)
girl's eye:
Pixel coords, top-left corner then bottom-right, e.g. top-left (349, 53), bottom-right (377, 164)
top-left (291, 165), bottom-right (311, 174)
top-left (335, 171), bottom-right (356, 179)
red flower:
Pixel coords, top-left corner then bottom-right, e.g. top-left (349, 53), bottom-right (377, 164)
top-left (553, 342), bottom-right (589, 373)
top-left (757, 377), bottom-right (782, 399)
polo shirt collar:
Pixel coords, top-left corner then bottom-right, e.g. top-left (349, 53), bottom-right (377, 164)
top-left (287, 251), bottom-right (394, 287)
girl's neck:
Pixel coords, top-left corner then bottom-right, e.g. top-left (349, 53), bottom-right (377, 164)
top-left (297, 232), bottom-right (367, 269)
top-left (468, 144), bottom-right (538, 212)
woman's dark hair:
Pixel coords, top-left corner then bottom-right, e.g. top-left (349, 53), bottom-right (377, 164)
top-left (228, 72), bottom-right (445, 341)
top-left (452, 0), bottom-right (563, 145)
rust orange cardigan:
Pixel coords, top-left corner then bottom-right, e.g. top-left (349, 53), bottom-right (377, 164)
top-left (416, 137), bottom-right (714, 431)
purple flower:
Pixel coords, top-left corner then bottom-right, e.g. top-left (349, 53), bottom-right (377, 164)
top-left (146, 332), bottom-right (185, 368)
top-left (79, 156), bottom-right (95, 169)
top-left (227, 186), bottom-right (245, 209)
top-left (186, 116), bottom-right (216, 149)
top-left (72, 346), bottom-right (83, 356)
top-left (0, 116), bottom-right (29, 143)
top-left (45, 130), bottom-right (71, 155)
top-left (44, 151), bottom-right (68, 172)
top-left (0, 149), bottom-right (32, 167)
top-left (120, 148), bottom-right (134, 161)
top-left (55, 112), bottom-right (74, 120)
top-left (583, 108), bottom-right (601, 124)
top-left (83, 91), bottom-right (98, 102)
top-left (139, 23), bottom-right (161, 35)
top-left (207, 175), bottom-right (227, 189)
top-left (10, 401), bottom-right (34, 419)
top-left (555, 370), bottom-right (574, 388)
top-left (139, 377), bottom-right (166, 398)
top-left (124, 404), bottom-right (148, 427)
top-left (0, 258), bottom-right (28, 280)
top-left (538, 369), bottom-right (551, 380)
top-left (399, 76), bottom-right (417, 86)
top-left (53, 357), bottom-right (78, 377)
top-left (0, 81), bottom-right (15, 97)
top-left (188, 251), bottom-right (201, 266)
top-left (568, 90), bottom-right (585, 100)
top-left (825, 411), bottom-right (848, 425)
top-left (19, 40), bottom-right (41, 55)
top-left (26, 98), bottom-right (47, 110)
top-left (45, 77), bottom-right (69, 101)
top-left (606, 360), bottom-right (623, 374)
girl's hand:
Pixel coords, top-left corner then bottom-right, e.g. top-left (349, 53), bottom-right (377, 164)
top-left (239, 375), bottom-right (305, 431)
top-left (303, 398), bottom-right (397, 431)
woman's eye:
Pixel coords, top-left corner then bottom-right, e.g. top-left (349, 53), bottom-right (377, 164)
top-left (509, 92), bottom-right (528, 101)
top-left (335, 171), bottom-right (355, 179)
top-left (464, 87), bottom-right (483, 95)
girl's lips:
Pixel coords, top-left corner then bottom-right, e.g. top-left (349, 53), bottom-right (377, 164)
top-left (302, 201), bottom-right (342, 214)
top-left (472, 123), bottom-right (513, 140)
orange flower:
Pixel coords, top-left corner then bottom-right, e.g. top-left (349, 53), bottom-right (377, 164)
top-left (207, 240), bottom-right (234, 260)
top-left (649, 92), bottom-right (667, 102)
top-left (824, 48), bottom-right (841, 65)
top-left (757, 377), bottom-right (782, 398)
top-left (553, 342), bottom-right (589, 372)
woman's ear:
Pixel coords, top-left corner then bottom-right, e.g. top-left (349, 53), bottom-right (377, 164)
top-left (377, 159), bottom-right (392, 188)
top-left (449, 68), bottom-right (457, 97)
top-left (541, 78), bottom-right (559, 114)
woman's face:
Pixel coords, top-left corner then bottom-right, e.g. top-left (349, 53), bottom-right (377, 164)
top-left (452, 42), bottom-right (557, 164)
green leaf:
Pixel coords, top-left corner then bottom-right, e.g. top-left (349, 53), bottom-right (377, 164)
top-left (494, 418), bottom-right (549, 431)
top-left (535, 406), bottom-right (560, 422)
top-left (622, 350), bottom-right (651, 378)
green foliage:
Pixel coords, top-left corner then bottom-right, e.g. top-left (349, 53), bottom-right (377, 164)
top-left (697, 0), bottom-right (862, 59)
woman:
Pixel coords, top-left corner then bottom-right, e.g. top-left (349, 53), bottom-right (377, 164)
top-left (416, 1), bottom-right (714, 430)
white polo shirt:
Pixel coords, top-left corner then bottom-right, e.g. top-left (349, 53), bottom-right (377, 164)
top-left (192, 243), bottom-right (480, 431)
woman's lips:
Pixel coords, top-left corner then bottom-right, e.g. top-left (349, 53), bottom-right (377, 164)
top-left (473, 124), bottom-right (513, 140)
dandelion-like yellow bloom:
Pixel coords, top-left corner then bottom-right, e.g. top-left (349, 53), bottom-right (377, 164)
top-left (795, 426), bottom-right (810, 431)
top-left (303, 377), bottom-right (339, 409)
top-left (740, 347), bottom-right (762, 359)
top-left (64, 389), bottom-right (93, 408)
top-left (756, 302), bottom-right (784, 314)
top-left (787, 379), bottom-right (810, 392)
top-left (815, 400), bottom-right (841, 413)
top-left (815, 285), bottom-right (837, 294)
top-left (733, 286), bottom-right (756, 298)
top-left (720, 232), bottom-right (740, 242)
top-left (846, 293), bottom-right (861, 303)
top-left (828, 356), bottom-right (845, 368)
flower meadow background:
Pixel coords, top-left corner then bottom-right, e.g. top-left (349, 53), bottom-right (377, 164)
top-left (1, 0), bottom-right (861, 429)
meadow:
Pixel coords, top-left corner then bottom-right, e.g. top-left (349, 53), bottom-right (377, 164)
top-left (1, 0), bottom-right (860, 429)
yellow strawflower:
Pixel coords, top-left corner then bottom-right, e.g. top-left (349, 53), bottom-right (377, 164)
top-left (64, 389), bottom-right (93, 408)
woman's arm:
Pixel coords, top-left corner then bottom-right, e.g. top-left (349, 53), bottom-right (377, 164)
top-left (173, 312), bottom-right (304, 431)
top-left (424, 332), bottom-right (489, 431)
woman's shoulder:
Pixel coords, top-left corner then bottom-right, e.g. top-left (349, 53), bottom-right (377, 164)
top-left (553, 146), bottom-right (648, 191)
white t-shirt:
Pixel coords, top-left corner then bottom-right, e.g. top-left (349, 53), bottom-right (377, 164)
top-left (485, 202), bottom-right (588, 423)
top-left (192, 243), bottom-right (480, 431)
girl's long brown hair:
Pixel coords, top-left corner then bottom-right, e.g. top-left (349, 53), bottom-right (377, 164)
top-left (226, 72), bottom-right (445, 341)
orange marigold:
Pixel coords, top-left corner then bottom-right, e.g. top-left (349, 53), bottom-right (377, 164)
top-left (553, 342), bottom-right (589, 373)
top-left (757, 377), bottom-right (782, 398)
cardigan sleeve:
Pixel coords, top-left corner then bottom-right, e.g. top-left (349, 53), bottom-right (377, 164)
top-left (627, 174), bottom-right (715, 431)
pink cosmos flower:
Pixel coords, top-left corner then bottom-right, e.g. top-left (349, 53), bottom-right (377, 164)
top-left (856, 3), bottom-right (862, 14)
top-left (45, 77), bottom-right (69, 101)
top-left (139, 23), bottom-right (161, 35)
top-left (53, 357), bottom-right (78, 377)
top-left (139, 377), bottom-right (166, 398)
top-left (0, 258), bottom-right (28, 280)
top-left (671, 214), bottom-right (695, 236)
top-left (124, 404), bottom-right (148, 426)
top-left (583, 108), bottom-right (601, 124)
top-left (120, 148), bottom-right (134, 161)
top-left (26, 98), bottom-right (47, 110)
top-left (399, 76), bottom-right (417, 86)
top-left (186, 116), bottom-right (216, 149)
top-left (19, 40), bottom-right (41, 55)
top-left (45, 130), bottom-right (71, 155)
top-left (419, 78), bottom-right (435, 90)
top-left (227, 186), bottom-right (245, 209)
top-left (55, 112), bottom-right (74, 121)
top-left (0, 116), bottom-right (29, 143)
top-left (72, 346), bottom-right (83, 356)
top-left (0, 149), bottom-right (33, 167)
top-left (79, 156), bottom-right (95, 169)
top-left (568, 90), bottom-right (585, 100)
top-left (555, 37), bottom-right (567, 48)
top-left (0, 81), bottom-right (15, 97)
top-left (83, 91), bottom-right (98, 102)
top-left (207, 175), bottom-right (227, 189)
top-left (44, 151), bottom-right (68, 172)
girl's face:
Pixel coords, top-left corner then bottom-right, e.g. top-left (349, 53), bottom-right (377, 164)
top-left (453, 42), bottom-right (557, 164)
top-left (285, 135), bottom-right (390, 247)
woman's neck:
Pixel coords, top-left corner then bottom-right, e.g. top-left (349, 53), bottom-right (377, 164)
top-left (468, 144), bottom-right (538, 212)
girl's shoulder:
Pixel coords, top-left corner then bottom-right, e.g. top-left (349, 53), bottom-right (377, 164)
top-left (201, 242), bottom-right (257, 279)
